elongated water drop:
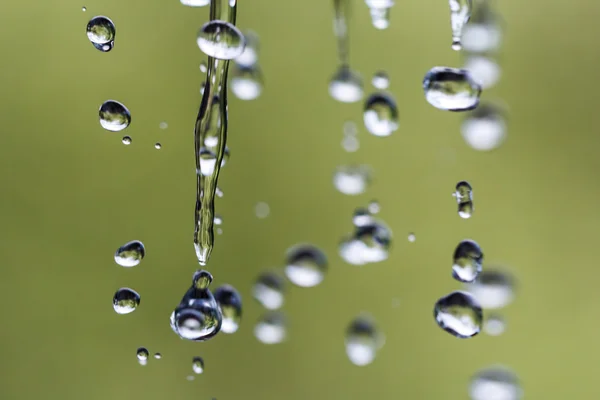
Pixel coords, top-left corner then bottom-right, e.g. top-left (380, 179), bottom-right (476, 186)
top-left (462, 0), bottom-right (502, 54)
top-left (235, 30), bottom-right (259, 67)
top-left (333, 165), bottom-right (371, 195)
top-left (137, 347), bottom-right (149, 365)
top-left (434, 290), bottom-right (482, 338)
top-left (254, 312), bottom-right (287, 344)
top-left (192, 357), bottom-right (205, 374)
top-left (213, 284), bottom-right (242, 333)
top-left (363, 92), bottom-right (398, 137)
top-left (114, 240), bottom-right (145, 267)
top-left (99, 100), bottom-right (131, 132)
top-left (365, 0), bottom-right (394, 29)
top-left (230, 64), bottom-right (263, 101)
top-left (454, 180), bottom-right (473, 218)
top-left (464, 55), bottom-right (500, 89)
top-left (86, 16), bottom-right (115, 52)
top-left (345, 315), bottom-right (382, 366)
top-left (113, 288), bottom-right (140, 314)
top-left (465, 269), bottom-right (515, 309)
top-left (470, 366), bottom-right (522, 400)
top-left (253, 272), bottom-right (285, 310)
top-left (284, 244), bottom-right (328, 288)
top-left (181, 0), bottom-right (210, 6)
top-left (452, 239), bottom-right (483, 282)
top-left (484, 314), bottom-right (506, 336)
top-left (170, 270), bottom-right (222, 341)
top-left (461, 103), bottom-right (506, 151)
top-left (329, 65), bottom-right (364, 103)
top-left (423, 67), bottom-right (481, 111)
top-left (197, 21), bottom-right (246, 60)
top-left (448, 0), bottom-right (472, 50)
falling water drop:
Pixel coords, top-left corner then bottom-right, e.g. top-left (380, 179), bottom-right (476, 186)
top-left (342, 135), bottom-right (360, 152)
top-left (333, 165), bottom-right (371, 195)
top-left (368, 200), bottom-right (380, 214)
top-left (86, 16), bottom-right (115, 52)
top-left (329, 65), bottom-right (364, 103)
top-left (461, 103), bottom-right (506, 151)
top-left (192, 357), bottom-right (205, 374)
top-left (448, 0), bottom-right (472, 50)
top-left (470, 366), bottom-right (523, 400)
top-left (154, 353), bottom-right (162, 359)
top-left (113, 288), bottom-right (141, 314)
top-left (465, 269), bottom-right (515, 309)
top-left (82, 6), bottom-right (87, 11)
top-left (365, 0), bottom-right (394, 29)
top-left (484, 314), bottom-right (506, 336)
top-left (137, 347), bottom-right (149, 365)
top-left (99, 100), bottom-right (131, 132)
top-left (235, 30), bottom-right (259, 67)
top-left (462, 0), bottom-right (502, 54)
top-left (452, 239), bottom-right (483, 282)
top-left (463, 55), bottom-right (501, 89)
top-left (345, 315), bottom-right (382, 366)
top-left (254, 312), bottom-right (287, 344)
top-left (255, 202), bottom-right (270, 219)
top-left (408, 233), bottom-right (416, 242)
top-left (114, 240), bottom-right (145, 267)
top-left (454, 181), bottom-right (474, 218)
top-left (213, 284), bottom-right (242, 334)
top-left (181, 0), bottom-right (210, 6)
top-left (230, 64), bottom-right (263, 100)
top-left (423, 67), bottom-right (481, 111)
top-left (434, 290), bottom-right (482, 338)
top-left (371, 71), bottom-right (390, 90)
top-left (253, 272), bottom-right (285, 310)
top-left (197, 21), bottom-right (246, 60)
top-left (284, 244), bottom-right (328, 288)
top-left (159, 121), bottom-right (168, 129)
top-left (363, 92), bottom-right (399, 137)
top-left (339, 218), bottom-right (392, 265)
top-left (122, 136), bottom-right (132, 145)
top-left (154, 143), bottom-right (162, 150)
top-left (352, 207), bottom-right (373, 227)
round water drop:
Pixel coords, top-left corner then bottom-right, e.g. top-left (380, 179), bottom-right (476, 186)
top-left (448, 0), bottom-right (473, 50)
top-left (464, 56), bottom-right (500, 89)
top-left (154, 143), bottom-right (162, 150)
top-left (462, 0), bottom-right (502, 54)
top-left (284, 244), bottom-right (328, 288)
top-left (352, 207), bottom-right (374, 227)
top-left (137, 347), bottom-right (149, 365)
top-left (254, 312), bottom-right (287, 345)
top-left (192, 357), bottom-right (204, 374)
top-left (159, 121), bottom-right (168, 129)
top-left (333, 165), bottom-right (371, 196)
top-left (470, 366), bottom-right (522, 400)
top-left (114, 240), bottom-right (145, 267)
top-left (255, 202), bottom-right (270, 219)
top-left (454, 180), bottom-right (474, 218)
top-left (199, 61), bottom-right (208, 73)
top-left (342, 135), bottom-right (360, 152)
top-left (154, 353), bottom-right (162, 359)
top-left (197, 21), bottom-right (246, 60)
top-left (99, 100), bottom-right (131, 132)
top-left (86, 16), bottom-right (115, 52)
top-left (466, 269), bottom-right (515, 309)
top-left (363, 92), bottom-right (399, 137)
top-left (329, 65), bottom-right (364, 103)
top-left (423, 67), bottom-right (481, 111)
top-left (82, 6), bottom-right (87, 11)
top-left (452, 239), bottom-right (483, 283)
top-left (235, 30), bottom-right (259, 67)
top-left (408, 232), bottom-right (416, 242)
top-left (461, 103), bottom-right (506, 151)
top-left (484, 314), bottom-right (506, 336)
top-left (231, 65), bottom-right (263, 101)
top-left (181, 0), bottom-right (210, 6)
top-left (345, 315), bottom-right (382, 366)
top-left (344, 121), bottom-right (358, 136)
top-left (339, 219), bottom-right (392, 266)
top-left (214, 284), bottom-right (242, 334)
top-left (365, 0), bottom-right (394, 29)
top-left (434, 290), bottom-right (482, 338)
top-left (368, 200), bottom-right (380, 214)
top-left (253, 272), bottom-right (285, 310)
top-left (113, 288), bottom-right (140, 314)
top-left (371, 71), bottom-right (390, 90)
top-left (122, 136), bottom-right (132, 145)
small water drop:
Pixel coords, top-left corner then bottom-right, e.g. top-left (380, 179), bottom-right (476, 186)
top-left (154, 143), bottom-right (162, 150)
top-left (434, 290), bottom-right (482, 338)
top-left (408, 232), bottom-right (416, 242)
top-left (199, 61), bottom-right (208, 73)
top-left (423, 67), bottom-right (481, 111)
top-left (345, 315), bottom-right (382, 366)
top-left (352, 207), bottom-right (374, 227)
top-left (365, 0), bottom-right (394, 29)
top-left (154, 353), bottom-right (162, 359)
top-left (122, 136), bottom-right (132, 145)
top-left (339, 218), bottom-right (392, 266)
top-left (343, 121), bottom-right (358, 136)
top-left (329, 65), bottom-right (364, 103)
top-left (159, 121), bottom-right (168, 129)
top-left (197, 21), bottom-right (246, 60)
top-left (255, 202), bottom-right (270, 219)
top-left (448, 0), bottom-right (472, 50)
top-left (186, 376), bottom-right (195, 381)
top-left (367, 200), bottom-right (380, 214)
top-left (452, 239), bottom-right (483, 282)
top-left (114, 240), bottom-right (145, 267)
top-left (462, 0), bottom-right (502, 54)
top-left (214, 284), bottom-right (242, 334)
top-left (454, 180), bottom-right (474, 218)
top-left (333, 165), bottom-right (371, 196)
top-left (463, 55), bottom-right (501, 90)
top-left (253, 272), bottom-right (285, 310)
top-left (371, 71), bottom-right (390, 90)
top-left (137, 347), bottom-right (149, 365)
top-left (192, 357), bottom-right (205, 374)
top-left (86, 16), bottom-right (115, 52)
top-left (465, 269), bottom-right (515, 309)
top-left (235, 30), bottom-right (259, 67)
top-left (363, 92), bottom-right (399, 137)
top-left (484, 314), bottom-right (506, 336)
top-left (254, 312), bottom-right (287, 344)
top-left (284, 244), bottom-right (328, 288)
top-left (82, 6), bottom-right (87, 11)
top-left (470, 366), bottom-right (523, 400)
top-left (113, 288), bottom-right (140, 314)
top-left (231, 64), bottom-right (263, 101)
top-left (99, 100), bottom-right (131, 132)
top-left (341, 135), bottom-right (360, 152)
top-left (180, 0), bottom-right (210, 6)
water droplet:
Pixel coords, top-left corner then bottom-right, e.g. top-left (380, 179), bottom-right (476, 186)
top-left (448, 0), bottom-right (472, 50)
top-left (452, 239), bottom-right (483, 282)
top-left (367, 200), bottom-right (380, 214)
top-left (114, 240), bottom-right (145, 267)
top-left (344, 121), bottom-right (358, 136)
top-left (255, 202), bottom-right (270, 219)
top-left (192, 357), bottom-right (205, 374)
top-left (231, 65), bottom-right (263, 101)
top-left (186, 376), bottom-right (195, 381)
top-left (463, 55), bottom-right (500, 90)
top-left (113, 288), bottom-right (140, 314)
top-left (284, 244), bottom-right (328, 288)
top-left (154, 353), bottom-right (162, 359)
top-left (99, 100), bottom-right (131, 132)
top-left (329, 65), bottom-right (364, 103)
top-left (122, 136), bottom-right (132, 145)
top-left (371, 71), bottom-right (390, 90)
top-left (423, 67), bottom-right (481, 111)
top-left (461, 103), bottom-right (506, 151)
top-left (181, 0), bottom-right (210, 6)
top-left (470, 366), bottom-right (523, 400)
top-left (253, 272), bottom-right (285, 310)
top-left (82, 6), bottom-right (87, 11)
top-left (170, 270), bottom-right (222, 341)
top-left (434, 290), bottom-right (482, 338)
top-left (137, 347), bottom-right (149, 365)
top-left (254, 312), bottom-right (287, 344)
top-left (352, 207), bottom-right (374, 227)
top-left (159, 121), bottom-right (168, 129)
top-left (199, 61), bottom-right (208, 73)
top-left (339, 218), bottom-right (392, 266)
top-left (154, 142), bottom-right (162, 150)
top-left (333, 165), bottom-right (371, 195)
top-left (408, 232), bottom-right (416, 242)
top-left (345, 315), bottom-right (382, 366)
top-left (235, 30), bottom-right (259, 67)
top-left (365, 0), bottom-right (394, 29)
top-left (484, 314), bottom-right (506, 336)
top-left (454, 181), bottom-right (474, 218)
top-left (465, 269), bottom-right (515, 309)
top-left (342, 135), bottom-right (360, 152)
top-left (197, 21), bottom-right (246, 60)
top-left (462, 0), bottom-right (502, 54)
top-left (86, 16), bottom-right (115, 52)
top-left (214, 284), bottom-right (242, 334)
top-left (363, 92), bottom-right (399, 137)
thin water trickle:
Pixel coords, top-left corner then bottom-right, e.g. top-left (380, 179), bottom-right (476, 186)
top-left (448, 0), bottom-right (472, 50)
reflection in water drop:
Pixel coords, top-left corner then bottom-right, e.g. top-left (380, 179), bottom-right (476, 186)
top-left (484, 314), bottom-right (506, 336)
top-left (99, 100), bottom-right (131, 132)
top-left (434, 290), bottom-right (482, 338)
top-left (470, 366), bottom-right (523, 400)
top-left (462, 0), bottom-right (501, 54)
top-left (154, 143), bottom-right (162, 150)
top-left (454, 180), bottom-right (474, 218)
top-left (284, 244), bottom-right (328, 288)
top-left (448, 0), bottom-right (472, 50)
top-left (345, 315), bottom-right (382, 366)
top-left (329, 65), bottom-right (364, 103)
top-left (423, 67), bottom-right (481, 111)
top-left (192, 357), bottom-right (205, 374)
top-left (363, 92), bottom-right (399, 137)
top-left (253, 272), bottom-right (285, 310)
top-left (255, 202), bottom-right (270, 219)
top-left (86, 16), bottom-right (115, 52)
top-left (122, 136), bottom-right (132, 145)
top-left (114, 240), bottom-right (145, 267)
top-left (461, 103), bottom-right (506, 151)
top-left (452, 239), bottom-right (483, 283)
top-left (137, 347), bottom-right (149, 365)
top-left (254, 312), bottom-right (287, 344)
top-left (214, 284), bottom-right (242, 334)
top-left (197, 21), bottom-right (246, 60)
top-left (339, 216), bottom-right (392, 266)
top-left (154, 353), bottom-right (162, 359)
top-left (372, 71), bottom-right (390, 90)
top-left (181, 0), bottom-right (210, 6)
top-left (333, 165), bottom-right (371, 195)
top-left (113, 288), bottom-right (140, 314)
top-left (365, 0), bottom-right (394, 29)
top-left (466, 269), bottom-right (515, 309)
top-left (463, 56), bottom-right (500, 89)
top-left (231, 64), bottom-right (263, 100)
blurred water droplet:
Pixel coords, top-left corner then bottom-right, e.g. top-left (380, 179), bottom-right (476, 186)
top-left (367, 200), bottom-right (380, 214)
top-left (464, 56), bottom-right (500, 89)
top-left (465, 269), bottom-right (515, 309)
top-left (154, 143), bottom-right (162, 150)
top-left (345, 315), bottom-right (382, 366)
top-left (159, 121), bottom-right (168, 129)
top-left (352, 207), bottom-right (374, 227)
top-left (181, 0), bottom-right (210, 6)
top-left (170, 270), bottom-right (222, 341)
top-left (86, 16), bottom-right (115, 52)
top-left (113, 288), bottom-right (140, 314)
top-left (371, 71), bottom-right (390, 89)
top-left (154, 353), bottom-right (162, 359)
top-left (342, 135), bottom-right (360, 152)
top-left (454, 180), bottom-right (474, 218)
top-left (192, 357), bottom-right (205, 374)
top-left (200, 61), bottom-right (208, 73)
top-left (333, 165), bottom-right (371, 195)
top-left (461, 103), bottom-right (506, 151)
top-left (391, 298), bottom-right (401, 308)
top-left (122, 136), bottom-right (132, 145)
top-left (484, 314), bottom-right (506, 336)
top-left (114, 240), bottom-right (145, 267)
top-left (363, 92), bottom-right (399, 137)
top-left (284, 244), bottom-right (328, 288)
top-left (197, 21), bottom-right (246, 60)
top-left (344, 121), bottom-right (358, 136)
top-left (365, 0), bottom-right (393, 29)
top-left (462, 0), bottom-right (501, 54)
top-left (329, 65), bottom-right (364, 103)
top-left (470, 366), bottom-right (522, 400)
top-left (214, 284), bottom-right (242, 334)
top-left (453, 239), bottom-right (483, 282)
top-left (255, 202), bottom-right (270, 219)
top-left (423, 67), bottom-right (481, 111)
top-left (254, 312), bottom-right (287, 344)
top-left (235, 30), bottom-right (259, 67)
top-left (214, 214), bottom-right (222, 226)
top-left (408, 233), bottom-right (416, 242)
top-left (448, 0), bottom-right (472, 50)
top-left (253, 272), bottom-right (285, 310)
top-left (82, 6), bottom-right (87, 11)
top-left (99, 100), bottom-right (131, 132)
top-left (340, 216), bottom-right (392, 265)
top-left (434, 290), bottom-right (482, 338)
top-left (137, 347), bottom-right (149, 365)
top-left (186, 376), bottom-right (195, 381)
top-left (231, 65), bottom-right (263, 100)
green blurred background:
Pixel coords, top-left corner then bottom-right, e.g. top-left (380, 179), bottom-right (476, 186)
top-left (1, 0), bottom-right (599, 398)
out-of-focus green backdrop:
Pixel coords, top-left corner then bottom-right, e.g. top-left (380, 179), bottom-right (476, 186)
top-left (1, 0), bottom-right (599, 398)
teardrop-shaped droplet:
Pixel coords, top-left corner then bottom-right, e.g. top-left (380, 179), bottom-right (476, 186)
top-left (454, 180), bottom-right (474, 218)
top-left (99, 100), bottom-right (131, 132)
top-left (461, 103), bottom-right (506, 151)
top-left (192, 357), bottom-right (205, 374)
top-left (122, 136), bottom-right (132, 145)
top-left (452, 239), bottom-right (483, 282)
top-left (465, 269), bottom-right (515, 309)
top-left (86, 16), bottom-right (115, 52)
top-left (463, 55), bottom-right (501, 89)
top-left (284, 244), bottom-right (328, 288)
top-left (423, 67), bottom-right (481, 111)
top-left (214, 284), bottom-right (242, 334)
top-left (231, 64), bottom-right (263, 101)
top-left (253, 272), bottom-right (285, 310)
top-left (329, 65), bottom-right (364, 103)
top-left (333, 165), bottom-right (371, 195)
top-left (181, 0), bottom-right (210, 6)
top-left (363, 92), bottom-right (399, 137)
top-left (339, 218), bottom-right (392, 266)
top-left (345, 315), bottom-right (382, 366)
top-left (136, 347), bottom-right (149, 365)
top-left (254, 311), bottom-right (287, 344)
top-left (365, 0), bottom-right (394, 29)
top-left (434, 290), bottom-right (482, 338)
top-left (448, 0), bottom-right (472, 50)
top-left (170, 270), bottom-right (222, 341)
top-left (462, 0), bottom-right (502, 54)
top-left (470, 366), bottom-right (523, 400)
top-left (197, 21), bottom-right (246, 60)
top-left (114, 240), bottom-right (145, 267)
top-left (484, 314), bottom-right (506, 336)
top-left (235, 30), bottom-right (259, 67)
top-left (371, 71), bottom-right (390, 90)
top-left (113, 288), bottom-right (140, 314)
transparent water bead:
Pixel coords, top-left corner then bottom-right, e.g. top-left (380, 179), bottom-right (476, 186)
top-left (197, 21), bottom-right (246, 60)
top-left (329, 65), bottom-right (364, 103)
top-left (86, 16), bottom-right (115, 52)
top-left (254, 312), bottom-right (287, 344)
top-left (170, 270), bottom-right (222, 341)
top-left (284, 244), bottom-right (328, 288)
top-left (99, 100), bottom-right (131, 132)
top-left (461, 103), bottom-right (506, 151)
top-left (408, 232), bottom-right (416, 242)
top-left (192, 357), bottom-right (204, 374)
top-left (363, 92), bottom-right (399, 137)
top-left (82, 6), bottom-right (87, 11)
top-left (368, 200), bottom-right (380, 214)
top-left (231, 65), bottom-right (263, 101)
top-left (466, 269), bottom-right (515, 309)
top-left (122, 136), bottom-right (132, 145)
top-left (339, 219), bottom-right (392, 266)
top-left (434, 290), bottom-right (482, 338)
top-left (255, 202), bottom-right (270, 219)
top-left (154, 143), bottom-right (162, 150)
top-left (153, 353), bottom-right (162, 359)
top-left (181, 0), bottom-right (210, 6)
top-left (470, 366), bottom-right (523, 400)
top-left (114, 240), bottom-right (145, 267)
top-left (253, 272), bottom-right (285, 310)
top-left (137, 347), bottom-right (149, 365)
top-left (454, 180), bottom-right (474, 218)
top-left (113, 288), bottom-right (140, 314)
top-left (333, 165), bottom-right (371, 196)
top-left (235, 30), bottom-right (259, 67)
top-left (423, 67), bottom-right (481, 111)
top-left (345, 315), bottom-right (382, 366)
top-left (462, 0), bottom-right (502, 54)
top-left (464, 56), bottom-right (500, 90)
top-left (484, 314), bottom-right (506, 336)
top-left (365, 0), bottom-right (394, 29)
top-left (214, 284), bottom-right (242, 334)
top-left (371, 71), bottom-right (390, 90)
top-left (452, 239), bottom-right (483, 283)
top-left (448, 0), bottom-right (472, 50)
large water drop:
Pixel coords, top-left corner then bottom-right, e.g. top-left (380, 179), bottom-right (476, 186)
top-left (423, 67), bottom-right (481, 111)
top-left (363, 92), bottom-right (399, 137)
top-left (253, 272), bottom-right (285, 310)
top-left (99, 100), bottom-right (131, 132)
top-left (284, 244), bottom-right (328, 288)
top-left (448, 0), bottom-right (472, 50)
top-left (114, 240), bottom-right (145, 267)
top-left (113, 288), bottom-right (140, 314)
top-left (345, 315), bottom-right (382, 366)
top-left (213, 284), bottom-right (242, 334)
top-left (452, 239), bottom-right (483, 283)
top-left (470, 366), bottom-right (522, 400)
top-left (254, 312), bottom-right (287, 344)
top-left (197, 21), bottom-right (246, 60)
top-left (434, 290), bottom-right (482, 338)
top-left (86, 16), bottom-right (115, 52)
